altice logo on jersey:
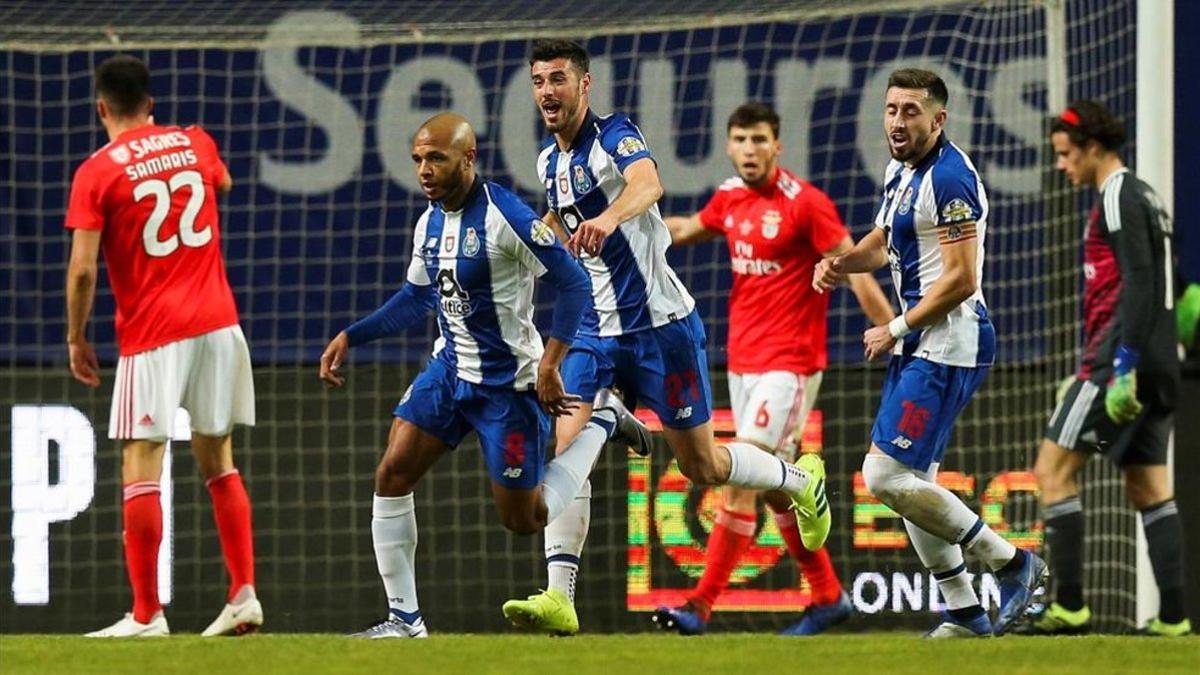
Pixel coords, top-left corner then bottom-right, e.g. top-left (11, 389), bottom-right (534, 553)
top-left (256, 10), bottom-right (1053, 199)
top-left (436, 269), bottom-right (472, 317)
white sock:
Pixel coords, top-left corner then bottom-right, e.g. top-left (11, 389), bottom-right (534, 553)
top-left (960, 518), bottom-right (1018, 571)
top-left (372, 493), bottom-right (420, 619)
top-left (904, 518), bottom-right (979, 609)
top-left (861, 453), bottom-right (980, 544)
top-left (724, 441), bottom-right (810, 493)
top-left (541, 421), bottom-right (607, 521)
top-left (545, 480), bottom-right (589, 604)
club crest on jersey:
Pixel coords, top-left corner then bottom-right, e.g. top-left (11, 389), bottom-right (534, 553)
top-left (462, 228), bottom-right (481, 257)
top-left (107, 144), bottom-right (131, 164)
top-left (557, 172), bottom-right (570, 195)
top-left (616, 136), bottom-right (646, 157)
top-left (897, 186), bottom-right (914, 215)
top-left (761, 210), bottom-right (782, 239)
top-left (941, 198), bottom-right (975, 224)
top-left (530, 219), bottom-right (556, 246)
top-left (572, 164), bottom-right (593, 194)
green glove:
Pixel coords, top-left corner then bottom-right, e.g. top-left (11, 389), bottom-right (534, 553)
top-left (1178, 283), bottom-right (1200, 349)
top-left (1055, 375), bottom-right (1076, 406)
top-left (1105, 371), bottom-right (1143, 424)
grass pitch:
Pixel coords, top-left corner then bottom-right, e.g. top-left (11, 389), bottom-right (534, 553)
top-left (2, 633), bottom-right (1197, 674)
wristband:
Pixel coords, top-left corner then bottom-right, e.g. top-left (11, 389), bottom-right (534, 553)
top-left (888, 314), bottom-right (911, 339)
top-left (1113, 344), bottom-right (1140, 376)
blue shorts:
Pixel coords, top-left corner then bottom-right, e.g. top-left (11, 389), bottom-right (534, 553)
top-left (871, 355), bottom-right (989, 472)
top-left (394, 358), bottom-right (548, 490)
top-left (561, 309), bottom-right (712, 430)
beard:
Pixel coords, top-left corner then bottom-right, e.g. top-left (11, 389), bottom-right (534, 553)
top-left (889, 129), bottom-right (931, 163)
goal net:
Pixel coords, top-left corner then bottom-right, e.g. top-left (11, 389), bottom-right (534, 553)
top-left (1, 0), bottom-right (1142, 633)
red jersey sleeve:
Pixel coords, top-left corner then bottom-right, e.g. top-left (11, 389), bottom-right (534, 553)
top-left (799, 184), bottom-right (849, 254)
top-left (188, 125), bottom-right (228, 186)
top-left (697, 188), bottom-right (728, 232)
top-left (64, 160), bottom-right (106, 231)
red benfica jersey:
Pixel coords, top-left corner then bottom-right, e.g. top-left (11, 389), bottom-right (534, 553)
top-left (698, 167), bottom-right (848, 374)
top-left (65, 124), bottom-right (239, 356)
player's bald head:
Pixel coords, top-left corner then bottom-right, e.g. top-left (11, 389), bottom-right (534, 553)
top-left (415, 112), bottom-right (476, 153)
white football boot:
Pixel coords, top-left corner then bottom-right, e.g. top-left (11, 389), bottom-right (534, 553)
top-left (85, 611), bottom-right (170, 638)
top-left (351, 614), bottom-right (429, 639)
top-left (202, 586), bottom-right (264, 636)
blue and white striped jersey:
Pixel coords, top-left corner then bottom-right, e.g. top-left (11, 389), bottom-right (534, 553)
top-left (537, 110), bottom-right (695, 337)
top-left (405, 178), bottom-right (586, 389)
top-left (874, 136), bottom-right (996, 368)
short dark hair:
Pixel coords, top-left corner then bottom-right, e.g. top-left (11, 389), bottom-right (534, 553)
top-left (727, 102), bottom-right (780, 139)
top-left (886, 68), bottom-right (949, 107)
top-left (95, 55), bottom-right (151, 117)
top-left (1050, 100), bottom-right (1126, 152)
top-left (529, 39), bottom-right (590, 74)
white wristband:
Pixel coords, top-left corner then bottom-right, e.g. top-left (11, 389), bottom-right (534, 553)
top-left (888, 314), bottom-right (911, 339)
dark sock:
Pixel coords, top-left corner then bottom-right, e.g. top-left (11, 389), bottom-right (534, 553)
top-left (1142, 500), bottom-right (1188, 624)
top-left (998, 548), bottom-right (1027, 576)
top-left (948, 605), bottom-right (986, 622)
top-left (1043, 496), bottom-right (1085, 611)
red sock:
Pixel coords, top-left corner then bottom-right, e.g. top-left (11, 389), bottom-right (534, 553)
top-left (123, 482), bottom-right (162, 624)
top-left (688, 508), bottom-right (757, 620)
top-left (206, 469), bottom-right (256, 601)
top-left (772, 508), bottom-right (842, 605)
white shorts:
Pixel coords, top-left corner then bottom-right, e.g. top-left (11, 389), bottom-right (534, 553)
top-left (728, 370), bottom-right (823, 461)
top-left (109, 325), bottom-right (256, 441)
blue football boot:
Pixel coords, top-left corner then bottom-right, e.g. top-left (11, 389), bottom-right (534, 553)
top-left (651, 603), bottom-right (707, 635)
top-left (779, 591), bottom-right (855, 636)
top-left (994, 550), bottom-right (1048, 635)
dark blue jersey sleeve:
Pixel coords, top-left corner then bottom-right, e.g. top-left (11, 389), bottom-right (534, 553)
top-left (344, 282), bottom-right (436, 347)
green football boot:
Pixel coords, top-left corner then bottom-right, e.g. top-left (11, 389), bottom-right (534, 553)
top-left (1139, 617), bottom-right (1193, 637)
top-left (502, 588), bottom-right (579, 636)
top-left (790, 453), bottom-right (831, 551)
top-left (1020, 602), bottom-right (1092, 635)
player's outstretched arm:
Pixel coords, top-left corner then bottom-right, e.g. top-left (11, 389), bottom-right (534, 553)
top-left (821, 235), bottom-right (894, 326)
top-left (65, 228), bottom-right (101, 387)
top-left (569, 157), bottom-right (663, 256)
top-left (541, 210), bottom-right (569, 244)
top-left (665, 213), bottom-right (720, 246)
top-left (319, 282), bottom-right (437, 387)
top-left (863, 236), bottom-right (977, 360)
top-left (813, 228), bottom-right (887, 293)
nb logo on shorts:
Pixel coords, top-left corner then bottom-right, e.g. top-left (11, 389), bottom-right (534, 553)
top-left (890, 435), bottom-right (913, 449)
top-left (502, 467), bottom-right (523, 479)
top-left (674, 406), bottom-right (693, 421)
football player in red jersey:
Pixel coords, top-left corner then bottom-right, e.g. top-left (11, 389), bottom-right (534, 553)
top-left (65, 55), bottom-right (260, 637)
top-left (657, 102), bottom-right (892, 636)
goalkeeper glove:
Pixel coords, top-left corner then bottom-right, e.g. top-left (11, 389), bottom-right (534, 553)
top-left (1055, 375), bottom-right (1076, 407)
top-left (1178, 283), bottom-right (1200, 350)
top-left (1105, 344), bottom-right (1143, 424)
